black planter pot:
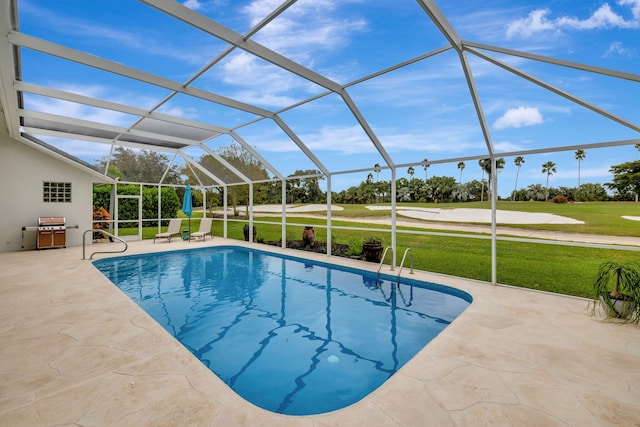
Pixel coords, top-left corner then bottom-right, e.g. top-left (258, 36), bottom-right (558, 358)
top-left (243, 225), bottom-right (257, 242)
top-left (362, 243), bottom-right (383, 263)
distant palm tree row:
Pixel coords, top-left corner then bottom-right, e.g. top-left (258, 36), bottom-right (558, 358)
top-left (333, 149), bottom-right (615, 204)
top-left (430, 149), bottom-right (588, 201)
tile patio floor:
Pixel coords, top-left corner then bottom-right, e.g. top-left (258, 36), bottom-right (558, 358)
top-left (1, 238), bottom-right (639, 426)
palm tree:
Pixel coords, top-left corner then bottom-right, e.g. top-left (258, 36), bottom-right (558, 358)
top-left (457, 161), bottom-right (465, 183)
top-left (527, 183), bottom-right (546, 201)
top-left (408, 166), bottom-right (415, 179)
top-left (479, 157), bottom-right (505, 201)
top-left (512, 156), bottom-right (525, 201)
top-left (373, 163), bottom-right (381, 182)
top-left (422, 158), bottom-right (429, 181)
top-left (479, 159), bottom-right (488, 202)
top-left (373, 163), bottom-right (382, 203)
top-left (542, 161), bottom-right (557, 200)
top-left (575, 149), bottom-right (586, 187)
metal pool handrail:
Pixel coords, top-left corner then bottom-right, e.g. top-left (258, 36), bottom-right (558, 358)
top-left (397, 248), bottom-right (414, 278)
top-left (82, 229), bottom-right (128, 260)
top-left (377, 246), bottom-right (394, 279)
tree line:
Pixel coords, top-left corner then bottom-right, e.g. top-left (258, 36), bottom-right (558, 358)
top-left (94, 144), bottom-right (640, 208)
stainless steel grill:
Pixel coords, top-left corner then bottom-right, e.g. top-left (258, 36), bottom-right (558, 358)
top-left (37, 216), bottom-right (66, 249)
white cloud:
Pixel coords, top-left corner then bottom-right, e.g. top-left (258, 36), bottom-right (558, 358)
top-left (155, 105), bottom-right (199, 119)
top-left (604, 41), bottom-right (636, 57)
top-left (506, 9), bottom-right (556, 39)
top-left (25, 95), bottom-right (132, 128)
top-left (241, 0), bottom-right (367, 61)
top-left (301, 125), bottom-right (375, 154)
top-left (205, 1), bottom-right (367, 107)
top-left (507, 2), bottom-right (640, 39)
top-left (492, 140), bottom-right (527, 152)
top-left (182, 0), bottom-right (229, 11)
top-left (39, 136), bottom-right (112, 161)
top-left (216, 52), bottom-right (312, 106)
top-left (183, 0), bottom-right (204, 10)
top-left (556, 3), bottom-right (632, 29)
top-left (252, 123), bottom-right (485, 156)
top-left (619, 0), bottom-right (640, 19)
top-left (22, 2), bottom-right (215, 66)
top-left (493, 107), bottom-right (543, 129)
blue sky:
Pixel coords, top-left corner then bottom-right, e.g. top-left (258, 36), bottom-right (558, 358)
top-left (17, 0), bottom-right (640, 197)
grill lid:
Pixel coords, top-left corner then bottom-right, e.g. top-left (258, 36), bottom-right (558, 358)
top-left (38, 216), bottom-right (65, 226)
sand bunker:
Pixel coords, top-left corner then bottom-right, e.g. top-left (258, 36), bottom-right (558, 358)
top-left (219, 204), bottom-right (584, 225)
top-left (366, 206), bottom-right (584, 225)
top-left (622, 216), bottom-right (640, 222)
top-left (240, 204), bottom-right (344, 213)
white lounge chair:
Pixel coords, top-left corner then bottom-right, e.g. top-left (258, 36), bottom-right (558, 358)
top-left (154, 219), bottom-right (182, 243)
top-left (191, 218), bottom-right (213, 242)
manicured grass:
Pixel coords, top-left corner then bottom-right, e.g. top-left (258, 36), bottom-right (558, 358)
top-left (209, 216), bottom-right (636, 299)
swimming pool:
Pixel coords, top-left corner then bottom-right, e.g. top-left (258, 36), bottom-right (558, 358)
top-left (94, 246), bottom-right (472, 415)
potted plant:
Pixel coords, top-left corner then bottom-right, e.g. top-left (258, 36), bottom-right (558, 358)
top-left (92, 206), bottom-right (111, 240)
top-left (362, 236), bottom-right (384, 263)
top-left (302, 226), bottom-right (315, 247)
top-left (590, 261), bottom-right (640, 324)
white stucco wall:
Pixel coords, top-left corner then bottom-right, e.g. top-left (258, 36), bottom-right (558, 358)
top-left (0, 133), bottom-right (107, 252)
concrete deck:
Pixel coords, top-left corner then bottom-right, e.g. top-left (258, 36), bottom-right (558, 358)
top-left (1, 238), bottom-right (639, 426)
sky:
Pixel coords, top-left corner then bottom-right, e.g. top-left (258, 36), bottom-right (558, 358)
top-left (14, 0), bottom-right (640, 197)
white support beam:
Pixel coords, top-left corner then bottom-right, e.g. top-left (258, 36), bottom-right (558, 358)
top-left (468, 47), bottom-right (640, 133)
top-left (198, 144), bottom-right (251, 184)
top-left (458, 51), bottom-right (495, 156)
top-left (180, 153), bottom-right (226, 186)
top-left (0, 0), bottom-right (20, 138)
top-left (464, 41), bottom-right (640, 83)
top-left (281, 178), bottom-right (286, 249)
top-left (19, 109), bottom-right (205, 148)
top-left (158, 152), bottom-right (178, 185)
top-left (272, 115), bottom-right (329, 176)
top-left (391, 167), bottom-right (397, 268)
top-left (229, 130), bottom-right (285, 180)
top-left (326, 174), bottom-right (332, 257)
top-left (395, 138), bottom-right (640, 170)
top-left (415, 0), bottom-right (463, 50)
top-left (16, 81), bottom-right (230, 134)
top-left (341, 90), bottom-right (395, 168)
top-left (18, 135), bottom-right (113, 182)
top-left (186, 162), bottom-right (204, 187)
top-left (9, 31), bottom-right (274, 118)
top-left (21, 127), bottom-right (179, 154)
top-left (490, 157), bottom-right (497, 286)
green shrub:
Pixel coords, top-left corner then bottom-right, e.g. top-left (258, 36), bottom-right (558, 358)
top-left (363, 236), bottom-right (383, 245)
top-left (552, 195), bottom-right (569, 203)
top-left (93, 184), bottom-right (180, 226)
top-left (346, 238), bottom-right (363, 256)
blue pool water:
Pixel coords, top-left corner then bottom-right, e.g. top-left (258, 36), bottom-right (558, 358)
top-left (94, 246), bottom-right (472, 415)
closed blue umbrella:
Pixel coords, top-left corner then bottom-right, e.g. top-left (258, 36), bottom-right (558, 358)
top-left (182, 185), bottom-right (193, 241)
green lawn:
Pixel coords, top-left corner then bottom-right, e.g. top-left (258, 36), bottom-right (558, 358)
top-left (128, 201), bottom-right (639, 299)
top-left (331, 201), bottom-right (640, 237)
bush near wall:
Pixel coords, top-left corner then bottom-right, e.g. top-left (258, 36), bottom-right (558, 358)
top-left (93, 184), bottom-right (180, 226)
